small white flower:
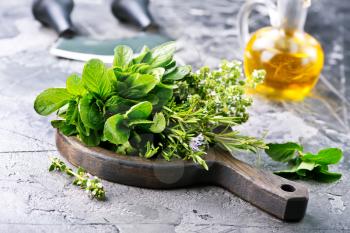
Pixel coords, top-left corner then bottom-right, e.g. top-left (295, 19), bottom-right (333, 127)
top-left (189, 134), bottom-right (205, 152)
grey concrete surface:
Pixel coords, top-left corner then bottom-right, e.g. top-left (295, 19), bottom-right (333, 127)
top-left (0, 0), bottom-right (350, 232)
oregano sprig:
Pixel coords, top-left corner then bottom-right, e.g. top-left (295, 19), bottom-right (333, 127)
top-left (49, 157), bottom-right (106, 200)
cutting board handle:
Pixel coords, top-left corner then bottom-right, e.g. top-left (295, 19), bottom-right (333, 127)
top-left (211, 148), bottom-right (308, 221)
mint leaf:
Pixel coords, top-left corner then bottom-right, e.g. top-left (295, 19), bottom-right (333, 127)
top-left (150, 41), bottom-right (176, 68)
top-left (113, 45), bottom-right (133, 69)
top-left (302, 148), bottom-right (342, 165)
top-left (125, 101), bottom-right (152, 120)
top-left (117, 73), bottom-right (159, 99)
top-left (150, 85), bottom-right (173, 109)
top-left (79, 94), bottom-right (104, 130)
top-left (132, 45), bottom-right (150, 64)
top-left (105, 96), bottom-right (133, 116)
top-left (149, 112), bottom-right (166, 133)
top-left (163, 65), bottom-right (191, 82)
top-left (79, 129), bottom-right (100, 146)
top-left (34, 88), bottom-right (73, 116)
top-left (82, 59), bottom-right (111, 99)
top-left (265, 142), bottom-right (303, 162)
top-left (103, 114), bottom-right (130, 145)
top-left (315, 166), bottom-right (342, 183)
top-left (148, 67), bottom-right (165, 82)
top-left (66, 74), bottom-right (86, 96)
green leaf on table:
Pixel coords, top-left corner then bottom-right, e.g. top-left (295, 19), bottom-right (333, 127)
top-left (82, 59), bottom-right (111, 98)
top-left (34, 88), bottom-right (73, 116)
top-left (163, 65), bottom-right (191, 82)
top-left (302, 148), bottom-right (342, 165)
top-left (314, 166), bottom-right (342, 183)
top-left (79, 94), bottom-right (104, 130)
top-left (150, 41), bottom-right (176, 68)
top-left (66, 74), bottom-right (87, 96)
top-left (103, 114), bottom-right (130, 145)
top-left (125, 101), bottom-right (152, 120)
top-left (149, 112), bottom-right (166, 133)
top-left (265, 142), bottom-right (303, 162)
top-left (113, 45), bottom-right (133, 69)
top-left (116, 73), bottom-right (159, 99)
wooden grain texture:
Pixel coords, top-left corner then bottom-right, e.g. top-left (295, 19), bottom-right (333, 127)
top-left (56, 130), bottom-right (309, 221)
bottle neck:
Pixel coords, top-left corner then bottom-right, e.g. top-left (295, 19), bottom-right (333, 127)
top-left (277, 0), bottom-right (310, 32)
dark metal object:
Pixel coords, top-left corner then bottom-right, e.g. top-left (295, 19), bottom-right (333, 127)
top-left (111, 0), bottom-right (156, 30)
top-left (56, 130), bottom-right (309, 222)
top-left (32, 0), bottom-right (75, 37)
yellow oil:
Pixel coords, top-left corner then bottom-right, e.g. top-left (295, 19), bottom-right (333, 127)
top-left (244, 27), bottom-right (324, 101)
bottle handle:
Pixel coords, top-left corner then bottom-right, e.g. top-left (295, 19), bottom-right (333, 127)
top-left (237, 0), bottom-right (278, 51)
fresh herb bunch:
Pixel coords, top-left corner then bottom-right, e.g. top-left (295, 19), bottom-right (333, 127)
top-left (49, 157), bottom-right (105, 200)
top-left (265, 142), bottom-right (343, 182)
top-left (35, 42), bottom-right (266, 169)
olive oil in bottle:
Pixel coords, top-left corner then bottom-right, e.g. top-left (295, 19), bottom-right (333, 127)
top-left (244, 27), bottom-right (324, 100)
top-left (238, 0), bottom-right (323, 100)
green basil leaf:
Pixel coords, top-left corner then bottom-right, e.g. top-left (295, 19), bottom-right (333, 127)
top-left (163, 65), bottom-right (191, 82)
top-left (265, 142), bottom-right (303, 162)
top-left (150, 41), bottom-right (176, 68)
top-left (302, 148), bottom-right (342, 165)
top-left (117, 73), bottom-right (159, 99)
top-left (113, 45), bottom-right (133, 68)
top-left (34, 88), bottom-right (73, 116)
top-left (149, 112), bottom-right (166, 133)
top-left (125, 101), bottom-right (152, 120)
top-left (103, 114), bottom-right (130, 145)
top-left (82, 59), bottom-right (111, 98)
top-left (66, 74), bottom-right (87, 96)
top-left (79, 94), bottom-right (104, 130)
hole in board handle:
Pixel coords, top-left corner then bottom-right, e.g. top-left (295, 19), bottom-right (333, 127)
top-left (281, 184), bottom-right (296, 192)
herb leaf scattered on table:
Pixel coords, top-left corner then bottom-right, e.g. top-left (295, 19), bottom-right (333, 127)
top-left (265, 142), bottom-right (343, 182)
top-left (35, 41), bottom-right (267, 169)
top-left (49, 157), bottom-right (106, 200)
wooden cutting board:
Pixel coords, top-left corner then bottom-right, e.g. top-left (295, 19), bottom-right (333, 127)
top-left (56, 130), bottom-right (308, 221)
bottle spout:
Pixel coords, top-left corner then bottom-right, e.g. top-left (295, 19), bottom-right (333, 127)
top-left (278, 0), bottom-right (311, 32)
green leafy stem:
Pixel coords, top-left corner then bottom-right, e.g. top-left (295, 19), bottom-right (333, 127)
top-left (265, 142), bottom-right (343, 183)
top-left (49, 157), bottom-right (106, 200)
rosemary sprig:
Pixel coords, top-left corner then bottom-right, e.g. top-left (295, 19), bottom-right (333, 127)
top-left (49, 157), bottom-right (106, 200)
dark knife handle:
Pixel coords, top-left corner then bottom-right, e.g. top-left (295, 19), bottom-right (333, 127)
top-left (111, 0), bottom-right (156, 30)
top-left (32, 0), bottom-right (75, 37)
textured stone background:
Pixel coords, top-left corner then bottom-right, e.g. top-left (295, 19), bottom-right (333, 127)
top-left (0, 0), bottom-right (350, 232)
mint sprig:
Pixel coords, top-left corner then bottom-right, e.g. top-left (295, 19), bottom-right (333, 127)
top-left (265, 143), bottom-right (343, 183)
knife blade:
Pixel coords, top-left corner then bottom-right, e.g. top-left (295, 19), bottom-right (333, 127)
top-left (32, 0), bottom-right (173, 63)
